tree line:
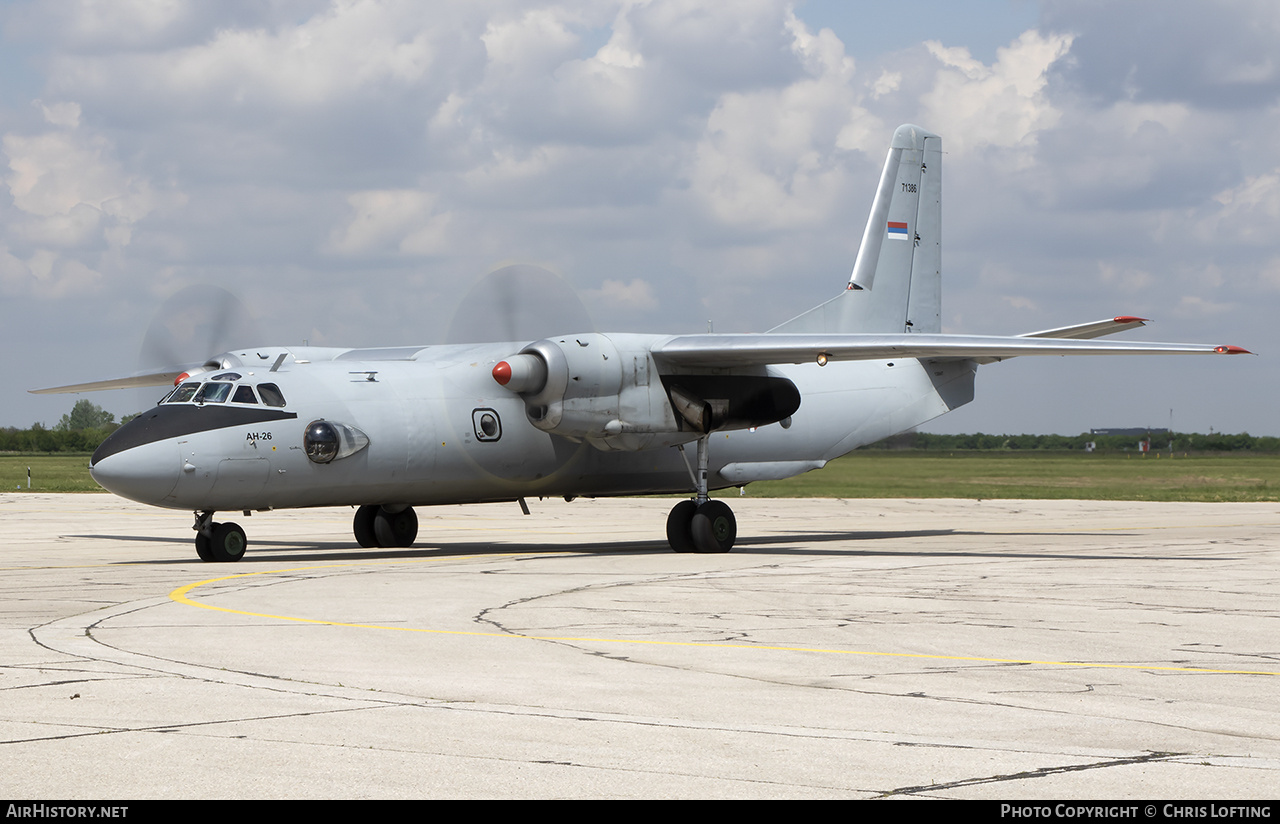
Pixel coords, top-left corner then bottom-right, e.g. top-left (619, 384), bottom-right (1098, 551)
top-left (873, 431), bottom-right (1280, 453)
top-left (1, 400), bottom-right (132, 453)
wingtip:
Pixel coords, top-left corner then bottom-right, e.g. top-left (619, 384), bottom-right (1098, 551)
top-left (1113, 315), bottom-right (1149, 325)
top-left (1214, 345), bottom-right (1253, 355)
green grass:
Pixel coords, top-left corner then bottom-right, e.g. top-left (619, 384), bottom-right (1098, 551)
top-left (0, 454), bottom-right (102, 493)
top-left (748, 451), bottom-right (1280, 502)
top-left (5, 451), bottom-right (1280, 502)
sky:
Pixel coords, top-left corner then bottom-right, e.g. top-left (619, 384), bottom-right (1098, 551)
top-left (1, 0), bottom-right (1277, 436)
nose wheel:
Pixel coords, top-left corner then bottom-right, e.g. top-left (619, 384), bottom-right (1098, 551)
top-left (667, 436), bottom-right (737, 553)
top-left (193, 512), bottom-right (247, 562)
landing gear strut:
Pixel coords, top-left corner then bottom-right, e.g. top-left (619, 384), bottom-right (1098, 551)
top-left (353, 504), bottom-right (418, 548)
top-left (667, 436), bottom-right (737, 553)
top-left (193, 511), bottom-right (247, 562)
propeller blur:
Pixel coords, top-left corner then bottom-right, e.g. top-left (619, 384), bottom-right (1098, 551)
top-left (31, 125), bottom-right (1251, 562)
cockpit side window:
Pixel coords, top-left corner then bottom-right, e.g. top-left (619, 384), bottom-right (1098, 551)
top-left (257, 383), bottom-right (286, 407)
top-left (194, 382), bottom-right (231, 404)
top-left (232, 385), bottom-right (259, 404)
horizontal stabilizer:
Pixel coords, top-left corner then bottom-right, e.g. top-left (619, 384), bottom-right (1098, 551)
top-left (652, 333), bottom-right (1251, 368)
top-left (1020, 316), bottom-right (1149, 340)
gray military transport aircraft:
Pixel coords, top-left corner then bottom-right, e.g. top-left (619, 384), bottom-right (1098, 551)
top-left (33, 124), bottom-right (1250, 561)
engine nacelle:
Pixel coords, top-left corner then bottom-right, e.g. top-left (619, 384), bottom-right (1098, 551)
top-left (493, 333), bottom-right (681, 451)
top-left (492, 333), bottom-right (801, 452)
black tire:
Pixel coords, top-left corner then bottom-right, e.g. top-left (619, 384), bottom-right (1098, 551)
top-left (666, 500), bottom-right (698, 553)
top-left (209, 522), bottom-right (248, 562)
top-left (691, 500), bottom-right (736, 553)
top-left (195, 531), bottom-right (214, 562)
top-left (374, 507), bottom-right (418, 548)
top-left (353, 505), bottom-right (379, 548)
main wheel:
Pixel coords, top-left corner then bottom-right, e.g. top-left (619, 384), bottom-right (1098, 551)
top-left (666, 500), bottom-right (698, 553)
top-left (353, 505), bottom-right (379, 548)
top-left (374, 506), bottom-right (418, 548)
top-left (691, 500), bottom-right (736, 553)
top-left (209, 522), bottom-right (248, 562)
top-left (195, 531), bottom-right (214, 562)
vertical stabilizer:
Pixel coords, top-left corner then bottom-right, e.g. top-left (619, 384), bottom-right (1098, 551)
top-left (771, 124), bottom-right (941, 334)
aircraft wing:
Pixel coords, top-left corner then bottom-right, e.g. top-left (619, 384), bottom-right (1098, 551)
top-left (651, 332), bottom-right (1250, 368)
top-left (29, 369), bottom-right (188, 395)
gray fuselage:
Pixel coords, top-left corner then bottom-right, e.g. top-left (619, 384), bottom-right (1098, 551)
top-left (89, 336), bottom-right (975, 513)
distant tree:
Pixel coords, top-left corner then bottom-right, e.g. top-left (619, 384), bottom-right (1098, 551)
top-left (55, 400), bottom-right (115, 432)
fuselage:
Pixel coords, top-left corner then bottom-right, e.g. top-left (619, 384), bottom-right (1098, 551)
top-left (89, 335), bottom-right (975, 512)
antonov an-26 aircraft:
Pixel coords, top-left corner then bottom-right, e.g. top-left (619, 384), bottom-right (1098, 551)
top-left (34, 124), bottom-right (1249, 562)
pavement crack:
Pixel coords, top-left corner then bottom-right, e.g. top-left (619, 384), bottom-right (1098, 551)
top-left (882, 751), bottom-right (1184, 797)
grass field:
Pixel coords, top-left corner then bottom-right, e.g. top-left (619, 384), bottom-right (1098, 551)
top-left (747, 451), bottom-right (1280, 502)
top-left (4, 451), bottom-right (1280, 502)
top-left (1, 454), bottom-right (98, 493)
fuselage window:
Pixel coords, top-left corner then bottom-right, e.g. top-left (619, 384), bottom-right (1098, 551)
top-left (194, 382), bottom-right (231, 404)
top-left (257, 383), bottom-right (286, 407)
top-left (166, 382), bottom-right (200, 404)
top-left (232, 385), bottom-right (259, 404)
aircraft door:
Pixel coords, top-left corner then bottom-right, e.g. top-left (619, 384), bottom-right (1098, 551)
top-left (173, 438), bottom-right (217, 501)
top-left (215, 457), bottom-right (270, 503)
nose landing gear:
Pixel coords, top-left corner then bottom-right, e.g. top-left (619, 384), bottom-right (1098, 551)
top-left (193, 512), bottom-right (247, 562)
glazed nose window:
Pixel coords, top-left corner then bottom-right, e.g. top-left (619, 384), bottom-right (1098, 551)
top-left (303, 421), bottom-right (340, 463)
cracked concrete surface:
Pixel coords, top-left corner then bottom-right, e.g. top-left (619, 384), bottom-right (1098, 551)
top-left (1, 494), bottom-right (1277, 798)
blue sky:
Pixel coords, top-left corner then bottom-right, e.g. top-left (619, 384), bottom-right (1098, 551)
top-left (1, 0), bottom-right (1276, 436)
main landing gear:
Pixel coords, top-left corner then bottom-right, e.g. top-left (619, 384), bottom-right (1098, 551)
top-left (666, 436), bottom-right (737, 553)
top-left (352, 504), bottom-right (419, 548)
top-left (193, 511), bottom-right (247, 563)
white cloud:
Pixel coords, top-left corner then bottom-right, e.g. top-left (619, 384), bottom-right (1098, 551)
top-left (1000, 295), bottom-right (1039, 312)
top-left (481, 7), bottom-right (580, 75)
top-left (1202, 170), bottom-right (1280, 244)
top-left (687, 11), bottom-right (878, 232)
top-left (869, 69), bottom-right (900, 99)
top-left (582, 277), bottom-right (659, 311)
top-left (329, 189), bottom-right (452, 256)
top-left (1097, 261), bottom-right (1155, 293)
top-left (37, 100), bottom-right (81, 129)
top-left (0, 105), bottom-right (182, 296)
top-left (921, 30), bottom-right (1073, 155)
top-left (1172, 295), bottom-right (1233, 317)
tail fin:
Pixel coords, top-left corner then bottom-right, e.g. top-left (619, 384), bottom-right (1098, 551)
top-left (771, 124), bottom-right (941, 334)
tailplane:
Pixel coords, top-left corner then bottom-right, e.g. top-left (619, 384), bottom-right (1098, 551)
top-left (771, 124), bottom-right (941, 334)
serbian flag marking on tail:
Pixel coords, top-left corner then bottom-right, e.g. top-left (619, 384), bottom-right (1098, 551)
top-left (886, 221), bottom-right (909, 240)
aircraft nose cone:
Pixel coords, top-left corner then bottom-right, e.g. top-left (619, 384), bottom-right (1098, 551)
top-left (90, 440), bottom-right (179, 504)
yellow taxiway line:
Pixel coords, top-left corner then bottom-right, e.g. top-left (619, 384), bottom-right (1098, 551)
top-left (170, 558), bottom-right (1279, 677)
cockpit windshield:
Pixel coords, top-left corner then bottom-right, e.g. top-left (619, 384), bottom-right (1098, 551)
top-left (167, 382), bottom-right (200, 403)
top-left (193, 382), bottom-right (231, 404)
top-left (162, 380), bottom-right (286, 408)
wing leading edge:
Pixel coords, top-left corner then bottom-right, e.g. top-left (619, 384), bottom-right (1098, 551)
top-left (652, 329), bottom-right (1250, 368)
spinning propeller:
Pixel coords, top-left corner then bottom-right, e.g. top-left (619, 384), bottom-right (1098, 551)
top-left (444, 263), bottom-right (594, 345)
